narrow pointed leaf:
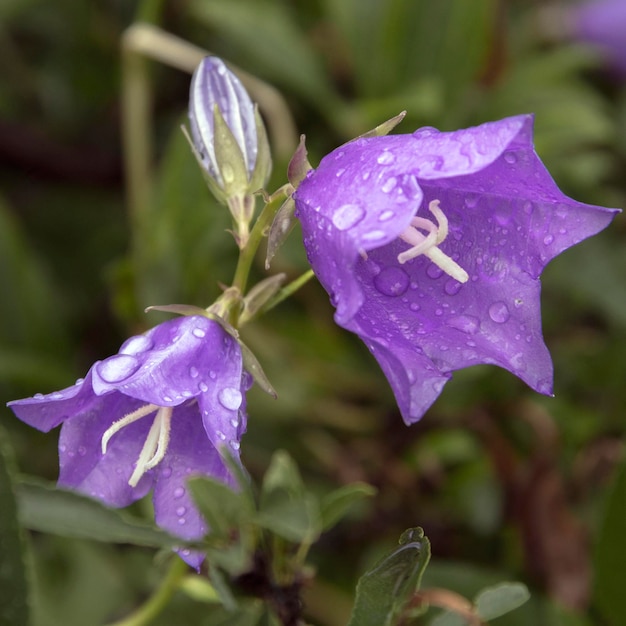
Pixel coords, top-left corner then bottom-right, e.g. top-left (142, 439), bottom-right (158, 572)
top-left (320, 482), bottom-right (376, 531)
top-left (16, 479), bottom-right (179, 547)
top-left (357, 111), bottom-right (407, 139)
top-left (265, 195), bottom-right (297, 268)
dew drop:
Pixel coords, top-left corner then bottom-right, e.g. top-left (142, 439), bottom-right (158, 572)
top-left (362, 229), bottom-right (386, 242)
top-left (230, 417), bottom-right (239, 428)
top-left (447, 315), bottom-right (480, 334)
top-left (362, 171), bottom-right (371, 181)
top-left (230, 441), bottom-right (241, 451)
top-left (209, 371), bottom-right (217, 380)
top-left (96, 355), bottom-right (141, 383)
top-left (378, 209), bottom-right (395, 222)
top-left (464, 194), bottom-right (479, 208)
top-left (178, 518), bottom-right (186, 525)
top-left (120, 335), bottom-right (152, 356)
top-left (192, 327), bottom-right (206, 338)
top-left (377, 151), bottom-right (395, 165)
top-left (162, 395), bottom-right (173, 403)
top-left (216, 430), bottom-right (227, 441)
top-left (161, 467), bottom-right (172, 478)
top-left (34, 393), bottom-right (44, 399)
top-left (189, 366), bottom-right (199, 378)
top-left (504, 152), bottom-right (517, 164)
top-left (373, 267), bottom-right (410, 297)
top-left (173, 487), bottom-right (185, 499)
top-left (176, 506), bottom-right (186, 517)
top-left (426, 264), bottom-right (444, 280)
top-left (335, 168), bottom-right (345, 178)
top-left (488, 301), bottom-right (510, 324)
top-left (543, 234), bottom-right (554, 245)
top-left (444, 279), bottom-right (462, 296)
top-left (381, 176), bottom-right (397, 193)
top-left (409, 302), bottom-right (420, 312)
top-left (218, 387), bottom-right (243, 410)
top-left (331, 203), bottom-right (365, 230)
top-left (198, 382), bottom-right (208, 393)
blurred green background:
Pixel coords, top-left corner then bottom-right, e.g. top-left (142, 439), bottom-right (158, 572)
top-left (1, 0), bottom-right (625, 624)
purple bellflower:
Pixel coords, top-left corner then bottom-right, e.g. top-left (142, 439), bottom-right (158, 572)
top-left (573, 0), bottom-right (626, 76)
top-left (8, 315), bottom-right (249, 567)
top-left (295, 114), bottom-right (619, 424)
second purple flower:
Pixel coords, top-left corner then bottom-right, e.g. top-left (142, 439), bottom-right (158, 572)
top-left (295, 114), bottom-right (618, 424)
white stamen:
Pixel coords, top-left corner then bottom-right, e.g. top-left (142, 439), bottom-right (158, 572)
top-left (128, 406), bottom-right (173, 487)
top-left (397, 199), bottom-right (468, 283)
top-left (101, 403), bottom-right (159, 454)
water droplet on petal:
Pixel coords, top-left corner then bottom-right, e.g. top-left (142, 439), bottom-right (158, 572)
top-left (193, 327), bottom-right (206, 338)
top-left (173, 487), bottom-right (185, 499)
top-left (426, 264), bottom-right (444, 279)
top-left (444, 279), bottom-right (462, 296)
top-left (373, 267), bottom-right (409, 297)
top-left (120, 335), bottom-right (153, 355)
top-left (178, 518), bottom-right (186, 525)
top-left (488, 301), bottom-right (510, 324)
top-left (198, 382), bottom-right (208, 393)
top-left (504, 152), bottom-right (517, 164)
top-left (378, 209), bottom-right (394, 222)
top-left (230, 417), bottom-right (239, 428)
top-left (464, 194), bottom-right (479, 208)
top-left (189, 366), bottom-right (199, 378)
top-left (446, 315), bottom-right (480, 334)
top-left (209, 371), bottom-right (217, 380)
top-left (230, 441), bottom-right (241, 451)
top-left (216, 430), bottom-right (227, 441)
top-left (381, 176), bottom-right (397, 193)
top-left (332, 203), bottom-right (365, 230)
top-left (176, 506), bottom-right (186, 516)
top-left (362, 229), bottom-right (386, 242)
top-left (218, 387), bottom-right (243, 410)
top-left (161, 466), bottom-right (172, 478)
top-left (96, 355), bottom-right (141, 383)
top-left (543, 234), bottom-right (554, 245)
top-left (377, 151), bottom-right (395, 165)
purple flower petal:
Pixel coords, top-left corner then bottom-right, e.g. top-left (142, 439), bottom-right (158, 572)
top-left (296, 115), bottom-right (619, 424)
top-left (7, 316), bottom-right (250, 558)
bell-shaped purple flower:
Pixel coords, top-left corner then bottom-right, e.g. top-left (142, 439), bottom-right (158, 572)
top-left (573, 0), bottom-right (626, 76)
top-left (295, 115), bottom-right (619, 424)
top-left (8, 315), bottom-right (249, 567)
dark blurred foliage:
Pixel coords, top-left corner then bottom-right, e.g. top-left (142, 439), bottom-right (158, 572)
top-left (1, 0), bottom-right (625, 624)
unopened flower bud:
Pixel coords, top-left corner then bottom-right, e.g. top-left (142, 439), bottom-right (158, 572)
top-left (189, 56), bottom-right (272, 246)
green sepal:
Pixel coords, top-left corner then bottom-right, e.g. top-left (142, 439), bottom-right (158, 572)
top-left (265, 195), bottom-right (296, 269)
top-left (212, 104), bottom-right (250, 199)
top-left (474, 582), bottom-right (530, 620)
top-left (356, 110), bottom-right (407, 139)
top-left (145, 303), bottom-right (211, 317)
top-left (347, 527), bottom-right (431, 626)
top-left (180, 124), bottom-right (228, 204)
top-left (287, 134), bottom-right (312, 187)
top-left (239, 274), bottom-right (286, 325)
top-left (248, 105), bottom-right (272, 192)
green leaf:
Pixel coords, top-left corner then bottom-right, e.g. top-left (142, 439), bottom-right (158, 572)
top-left (320, 482), bottom-right (376, 531)
top-left (256, 492), bottom-right (321, 543)
top-left (474, 582), bottom-right (530, 620)
top-left (16, 479), bottom-right (178, 547)
top-left (347, 527), bottom-right (431, 626)
top-left (0, 429), bottom-right (31, 626)
top-left (595, 456), bottom-right (626, 624)
top-left (257, 451), bottom-right (321, 542)
top-left (188, 476), bottom-right (254, 542)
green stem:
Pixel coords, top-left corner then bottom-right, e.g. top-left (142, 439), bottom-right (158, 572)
top-left (107, 558), bottom-right (188, 626)
top-left (231, 194), bottom-right (285, 296)
top-left (256, 270), bottom-right (315, 318)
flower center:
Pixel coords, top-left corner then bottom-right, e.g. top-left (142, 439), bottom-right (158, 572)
top-left (101, 403), bottom-right (173, 487)
top-left (397, 200), bottom-right (468, 283)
